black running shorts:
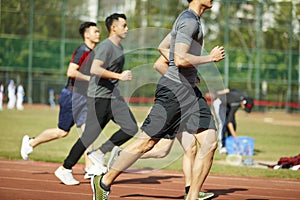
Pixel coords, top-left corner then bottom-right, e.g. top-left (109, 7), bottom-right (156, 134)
top-left (141, 77), bottom-right (216, 140)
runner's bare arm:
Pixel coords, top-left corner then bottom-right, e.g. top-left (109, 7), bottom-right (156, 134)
top-left (174, 43), bottom-right (225, 68)
top-left (153, 56), bottom-right (169, 75)
top-left (90, 59), bottom-right (132, 81)
top-left (67, 62), bottom-right (90, 81)
top-left (157, 33), bottom-right (171, 61)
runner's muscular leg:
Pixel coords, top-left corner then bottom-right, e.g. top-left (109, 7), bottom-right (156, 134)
top-left (177, 132), bottom-right (197, 188)
top-left (102, 131), bottom-right (159, 186)
top-left (141, 138), bottom-right (174, 159)
top-left (186, 129), bottom-right (217, 200)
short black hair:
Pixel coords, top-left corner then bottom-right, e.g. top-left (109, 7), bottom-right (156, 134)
top-left (79, 22), bottom-right (97, 39)
top-left (187, 0), bottom-right (193, 3)
top-left (105, 13), bottom-right (127, 32)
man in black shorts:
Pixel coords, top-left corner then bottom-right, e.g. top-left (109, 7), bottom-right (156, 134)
top-left (54, 13), bottom-right (138, 185)
top-left (140, 55), bottom-right (215, 199)
top-left (91, 1), bottom-right (225, 200)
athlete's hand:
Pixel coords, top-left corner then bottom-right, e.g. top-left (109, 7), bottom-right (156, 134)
top-left (119, 70), bottom-right (132, 81)
top-left (210, 46), bottom-right (225, 62)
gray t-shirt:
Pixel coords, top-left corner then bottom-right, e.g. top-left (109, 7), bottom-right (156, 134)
top-left (87, 38), bottom-right (125, 98)
top-left (165, 9), bottom-right (203, 85)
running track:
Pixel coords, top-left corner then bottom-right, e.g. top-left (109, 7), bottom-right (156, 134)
top-left (0, 158), bottom-right (299, 200)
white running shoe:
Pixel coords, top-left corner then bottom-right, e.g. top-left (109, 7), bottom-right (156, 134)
top-left (21, 135), bottom-right (33, 160)
top-left (84, 164), bottom-right (107, 179)
top-left (88, 150), bottom-right (106, 167)
top-left (54, 166), bottom-right (80, 185)
top-left (107, 146), bottom-right (122, 170)
top-left (84, 171), bottom-right (92, 180)
top-left (219, 147), bottom-right (227, 154)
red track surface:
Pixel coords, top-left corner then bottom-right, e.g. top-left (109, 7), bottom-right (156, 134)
top-left (0, 158), bottom-right (299, 200)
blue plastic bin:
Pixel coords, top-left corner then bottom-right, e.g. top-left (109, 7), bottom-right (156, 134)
top-left (225, 136), bottom-right (254, 156)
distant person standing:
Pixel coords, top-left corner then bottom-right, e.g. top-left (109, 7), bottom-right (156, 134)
top-left (48, 89), bottom-right (56, 109)
top-left (16, 83), bottom-right (25, 110)
top-left (7, 80), bottom-right (16, 109)
top-left (0, 81), bottom-right (4, 110)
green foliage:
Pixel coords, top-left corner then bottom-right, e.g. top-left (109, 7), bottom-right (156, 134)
top-left (0, 0), bottom-right (299, 106)
top-left (0, 0), bottom-right (86, 74)
top-left (130, 0), bottom-right (184, 29)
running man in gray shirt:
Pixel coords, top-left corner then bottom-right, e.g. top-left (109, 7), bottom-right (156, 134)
top-left (92, 1), bottom-right (225, 200)
top-left (55, 13), bottom-right (138, 185)
top-left (88, 38), bottom-right (124, 98)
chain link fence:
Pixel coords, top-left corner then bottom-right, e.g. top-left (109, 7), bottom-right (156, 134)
top-left (0, 0), bottom-right (299, 112)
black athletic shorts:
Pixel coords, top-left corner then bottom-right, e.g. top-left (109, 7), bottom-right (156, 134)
top-left (141, 76), bottom-right (216, 140)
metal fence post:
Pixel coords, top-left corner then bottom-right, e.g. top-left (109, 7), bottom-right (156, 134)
top-left (255, 0), bottom-right (262, 107)
top-left (60, 0), bottom-right (66, 82)
top-left (224, 0), bottom-right (230, 88)
top-left (286, 2), bottom-right (293, 112)
top-left (27, 0), bottom-right (34, 104)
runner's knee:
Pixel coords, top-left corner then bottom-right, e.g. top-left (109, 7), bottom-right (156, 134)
top-left (198, 130), bottom-right (218, 158)
top-left (185, 141), bottom-right (197, 157)
top-left (206, 131), bottom-right (218, 152)
top-left (138, 139), bottom-right (158, 154)
top-left (210, 140), bottom-right (218, 152)
top-left (152, 145), bottom-right (170, 158)
top-left (56, 130), bottom-right (69, 138)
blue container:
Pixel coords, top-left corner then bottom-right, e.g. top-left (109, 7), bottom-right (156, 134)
top-left (225, 136), bottom-right (254, 156)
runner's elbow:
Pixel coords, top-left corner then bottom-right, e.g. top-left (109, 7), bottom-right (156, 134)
top-left (174, 57), bottom-right (187, 67)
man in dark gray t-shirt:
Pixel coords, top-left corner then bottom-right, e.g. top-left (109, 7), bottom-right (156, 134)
top-left (165, 8), bottom-right (203, 85)
top-left (91, 1), bottom-right (225, 200)
top-left (55, 13), bottom-right (138, 187)
top-left (88, 38), bottom-right (124, 98)
top-left (142, 7), bottom-right (224, 199)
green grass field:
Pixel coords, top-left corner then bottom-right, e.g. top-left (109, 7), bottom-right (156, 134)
top-left (0, 105), bottom-right (299, 180)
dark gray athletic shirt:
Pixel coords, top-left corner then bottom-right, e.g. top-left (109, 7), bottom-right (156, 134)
top-left (87, 38), bottom-right (125, 98)
top-left (165, 9), bottom-right (203, 85)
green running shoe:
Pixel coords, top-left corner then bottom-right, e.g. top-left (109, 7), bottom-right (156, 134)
top-left (198, 192), bottom-right (214, 200)
top-left (184, 192), bottom-right (214, 200)
top-left (91, 175), bottom-right (110, 200)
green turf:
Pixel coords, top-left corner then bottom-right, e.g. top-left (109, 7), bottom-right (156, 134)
top-left (0, 105), bottom-right (299, 180)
